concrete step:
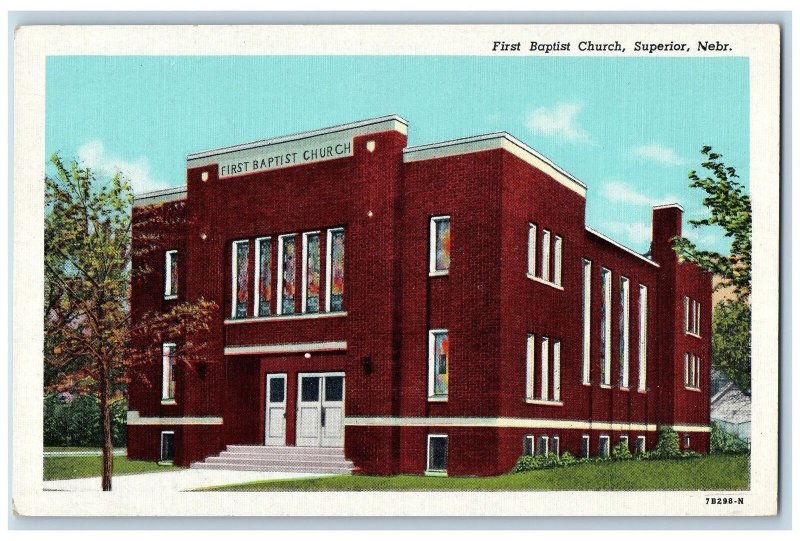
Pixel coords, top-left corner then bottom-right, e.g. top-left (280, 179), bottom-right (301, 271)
top-left (191, 462), bottom-right (353, 474)
top-left (217, 450), bottom-right (349, 461)
top-left (226, 445), bottom-right (345, 455)
top-left (205, 457), bottom-right (354, 469)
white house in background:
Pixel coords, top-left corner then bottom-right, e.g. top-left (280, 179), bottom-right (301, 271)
top-left (710, 382), bottom-right (751, 442)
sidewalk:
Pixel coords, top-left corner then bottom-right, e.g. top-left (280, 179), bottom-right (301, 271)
top-left (43, 468), bottom-right (339, 492)
top-left (44, 449), bottom-right (127, 457)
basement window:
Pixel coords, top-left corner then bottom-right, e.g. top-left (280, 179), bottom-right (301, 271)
top-left (523, 435), bottom-right (534, 456)
top-left (160, 431), bottom-right (175, 464)
top-left (636, 436), bottom-right (647, 454)
top-left (426, 434), bottom-right (448, 475)
top-left (599, 435), bottom-right (610, 457)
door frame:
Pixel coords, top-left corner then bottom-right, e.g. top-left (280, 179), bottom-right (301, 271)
top-left (264, 373), bottom-right (288, 446)
top-left (296, 372), bottom-right (345, 447)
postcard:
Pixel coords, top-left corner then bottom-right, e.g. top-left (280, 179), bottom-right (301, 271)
top-left (13, 22), bottom-right (779, 516)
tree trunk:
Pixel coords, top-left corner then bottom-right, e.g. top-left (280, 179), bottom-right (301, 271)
top-left (99, 361), bottom-right (114, 491)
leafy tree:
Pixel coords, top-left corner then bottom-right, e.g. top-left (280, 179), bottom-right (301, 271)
top-left (650, 427), bottom-right (681, 459)
top-left (673, 146), bottom-right (751, 302)
top-left (44, 153), bottom-right (216, 490)
top-left (713, 300), bottom-right (751, 394)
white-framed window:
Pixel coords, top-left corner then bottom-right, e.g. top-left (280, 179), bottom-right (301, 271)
top-left (599, 435), bottom-right (611, 457)
top-left (553, 235), bottom-right (563, 287)
top-left (525, 334), bottom-right (535, 400)
top-left (429, 215), bottom-right (451, 276)
top-left (428, 330), bottom-right (449, 400)
top-left (600, 267), bottom-right (612, 386)
top-left (523, 435), bottom-right (534, 456)
top-left (254, 237), bottom-right (272, 317)
top-left (552, 435), bottom-right (560, 456)
top-left (277, 234), bottom-right (297, 315)
top-left (636, 436), bottom-right (646, 454)
top-left (540, 229), bottom-right (551, 282)
top-left (683, 434), bottom-right (691, 448)
top-left (581, 258), bottom-right (592, 385)
top-left (426, 434), bottom-right (448, 474)
top-left (325, 227), bottom-right (345, 312)
top-left (581, 435), bottom-right (590, 458)
top-left (526, 334), bottom-right (561, 403)
top-left (527, 223), bottom-right (537, 276)
top-left (164, 250), bottom-right (178, 299)
top-left (231, 239), bottom-right (249, 319)
top-left (619, 435), bottom-right (629, 452)
top-left (537, 435), bottom-right (549, 456)
top-left (684, 353), bottom-right (701, 389)
top-left (301, 231), bottom-right (322, 314)
top-left (685, 297), bottom-right (701, 336)
top-left (638, 284), bottom-right (648, 392)
top-left (161, 342), bottom-right (176, 402)
top-left (619, 276), bottom-right (630, 389)
top-left (160, 430), bottom-right (175, 463)
top-left (540, 336), bottom-right (549, 401)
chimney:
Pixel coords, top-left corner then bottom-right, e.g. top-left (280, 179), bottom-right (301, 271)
top-left (651, 204), bottom-right (684, 265)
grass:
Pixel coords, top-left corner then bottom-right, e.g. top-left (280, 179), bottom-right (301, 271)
top-left (202, 454), bottom-right (749, 492)
top-left (44, 455), bottom-right (181, 480)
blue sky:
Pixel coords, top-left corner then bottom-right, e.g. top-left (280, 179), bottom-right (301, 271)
top-left (45, 55), bottom-right (749, 254)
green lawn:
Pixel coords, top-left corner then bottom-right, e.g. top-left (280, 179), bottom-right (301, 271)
top-left (44, 455), bottom-right (181, 480)
top-left (44, 446), bottom-right (119, 452)
top-left (203, 454), bottom-right (749, 492)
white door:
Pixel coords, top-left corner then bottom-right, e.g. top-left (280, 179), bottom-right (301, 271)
top-left (296, 373), bottom-right (345, 447)
top-left (265, 374), bottom-right (286, 446)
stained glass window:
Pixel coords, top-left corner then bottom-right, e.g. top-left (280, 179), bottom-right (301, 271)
top-left (256, 237), bottom-right (272, 317)
top-left (327, 228), bottom-right (345, 312)
top-left (279, 235), bottom-right (296, 315)
top-left (429, 330), bottom-right (449, 397)
top-left (161, 343), bottom-right (176, 401)
top-left (232, 240), bottom-right (249, 318)
top-left (429, 216), bottom-right (451, 274)
top-left (600, 268), bottom-right (611, 385)
top-left (164, 250), bottom-right (178, 298)
top-left (304, 232), bottom-right (321, 313)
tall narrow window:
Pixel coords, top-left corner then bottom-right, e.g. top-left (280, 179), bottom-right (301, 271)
top-left (277, 234), bottom-right (296, 315)
top-left (254, 237), bottom-right (272, 317)
top-left (638, 284), bottom-right (648, 391)
top-left (552, 340), bottom-right (561, 402)
top-left (525, 334), bottom-right (535, 400)
top-left (553, 235), bottom-right (563, 286)
top-left (581, 435), bottom-right (590, 458)
top-left (538, 435), bottom-right (549, 456)
top-left (552, 436), bottom-right (560, 456)
top-left (164, 250), bottom-right (178, 299)
top-left (684, 296), bottom-right (690, 334)
top-left (684, 353), bottom-right (691, 387)
top-left (695, 356), bottom-right (701, 388)
top-left (599, 435), bottom-right (610, 457)
top-left (160, 431), bottom-right (175, 463)
top-left (540, 336), bottom-right (549, 400)
top-left (696, 302), bottom-right (701, 335)
top-left (428, 330), bottom-right (449, 399)
top-left (527, 223), bottom-right (537, 276)
top-left (540, 229), bottom-right (551, 281)
top-left (161, 342), bottom-right (176, 402)
top-left (325, 228), bottom-right (345, 312)
top-left (582, 259), bottom-right (592, 384)
top-left (231, 240), bottom-right (249, 318)
top-left (600, 267), bottom-right (612, 386)
top-left (302, 231), bottom-right (321, 313)
top-left (619, 276), bottom-right (630, 388)
top-left (429, 216), bottom-right (451, 275)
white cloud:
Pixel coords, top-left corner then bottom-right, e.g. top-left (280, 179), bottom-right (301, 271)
top-left (602, 220), bottom-right (653, 248)
top-left (631, 143), bottom-right (684, 166)
top-left (526, 103), bottom-right (589, 142)
top-left (601, 181), bottom-right (680, 208)
top-left (77, 140), bottom-right (170, 194)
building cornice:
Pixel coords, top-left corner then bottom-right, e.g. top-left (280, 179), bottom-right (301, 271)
top-left (585, 226), bottom-right (660, 268)
top-left (132, 186), bottom-right (187, 207)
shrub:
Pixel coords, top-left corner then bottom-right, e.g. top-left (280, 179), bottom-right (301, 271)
top-left (43, 393), bottom-right (127, 447)
top-left (612, 440), bottom-right (633, 460)
top-left (650, 426), bottom-right (682, 459)
top-left (710, 422), bottom-right (749, 454)
top-left (513, 452), bottom-right (576, 472)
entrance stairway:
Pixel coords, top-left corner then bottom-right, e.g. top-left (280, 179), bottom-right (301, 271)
top-left (190, 445), bottom-right (355, 474)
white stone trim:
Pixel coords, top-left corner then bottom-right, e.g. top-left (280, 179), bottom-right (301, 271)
top-left (652, 203), bottom-right (685, 211)
top-left (133, 186), bottom-right (187, 207)
top-left (224, 311), bottom-right (347, 325)
top-left (585, 226), bottom-right (660, 267)
top-left (187, 115), bottom-right (407, 165)
top-left (343, 416), bottom-right (673, 432)
top-left (224, 341), bottom-right (347, 356)
top-left (527, 274), bottom-right (564, 291)
top-left (127, 411), bottom-right (223, 426)
top-left (403, 132), bottom-right (587, 196)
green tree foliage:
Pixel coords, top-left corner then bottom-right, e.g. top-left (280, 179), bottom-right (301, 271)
top-left (43, 393), bottom-right (126, 447)
top-left (44, 153), bottom-right (216, 490)
top-left (673, 146), bottom-right (751, 302)
top-left (650, 427), bottom-right (682, 459)
top-left (713, 300), bottom-right (752, 395)
top-left (710, 422), bottom-right (750, 454)
top-left (612, 440), bottom-right (633, 460)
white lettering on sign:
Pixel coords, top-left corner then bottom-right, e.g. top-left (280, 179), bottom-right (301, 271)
top-left (218, 140), bottom-right (353, 178)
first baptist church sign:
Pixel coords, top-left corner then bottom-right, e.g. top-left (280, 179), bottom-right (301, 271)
top-left (216, 139), bottom-right (353, 178)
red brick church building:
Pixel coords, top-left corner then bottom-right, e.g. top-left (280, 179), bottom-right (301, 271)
top-left (127, 115), bottom-right (712, 476)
